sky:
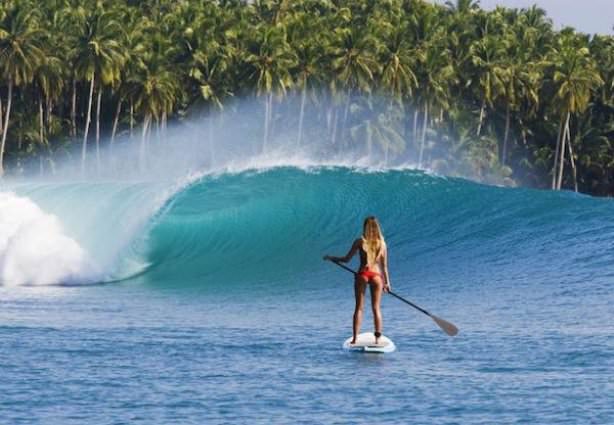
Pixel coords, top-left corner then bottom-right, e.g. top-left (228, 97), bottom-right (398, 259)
top-left (435, 0), bottom-right (614, 35)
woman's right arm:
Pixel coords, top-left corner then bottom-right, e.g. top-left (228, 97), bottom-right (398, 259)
top-left (324, 239), bottom-right (360, 263)
top-left (381, 243), bottom-right (391, 292)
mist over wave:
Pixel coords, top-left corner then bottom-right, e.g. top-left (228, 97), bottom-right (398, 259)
top-left (24, 95), bottom-right (459, 183)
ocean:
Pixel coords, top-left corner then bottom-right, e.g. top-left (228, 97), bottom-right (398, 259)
top-left (1, 166), bottom-right (612, 424)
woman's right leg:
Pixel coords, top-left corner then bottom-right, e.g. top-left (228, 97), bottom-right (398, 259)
top-left (352, 277), bottom-right (367, 344)
top-left (369, 277), bottom-right (384, 344)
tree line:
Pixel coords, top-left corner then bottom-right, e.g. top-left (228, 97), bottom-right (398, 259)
top-left (0, 0), bottom-right (613, 194)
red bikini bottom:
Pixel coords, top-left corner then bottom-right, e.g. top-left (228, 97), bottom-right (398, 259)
top-left (357, 268), bottom-right (382, 281)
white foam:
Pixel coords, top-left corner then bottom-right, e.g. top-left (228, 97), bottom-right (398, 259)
top-left (203, 147), bottom-right (425, 177)
top-left (0, 192), bottom-right (97, 286)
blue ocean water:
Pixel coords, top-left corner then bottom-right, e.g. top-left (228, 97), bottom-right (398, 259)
top-left (1, 167), bottom-right (613, 424)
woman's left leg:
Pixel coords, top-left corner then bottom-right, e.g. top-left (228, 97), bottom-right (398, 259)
top-left (369, 277), bottom-right (384, 344)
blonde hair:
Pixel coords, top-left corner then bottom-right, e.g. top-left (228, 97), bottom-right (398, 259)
top-left (362, 216), bottom-right (384, 267)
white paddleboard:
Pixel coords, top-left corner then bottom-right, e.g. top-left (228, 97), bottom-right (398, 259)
top-left (343, 332), bottom-right (396, 353)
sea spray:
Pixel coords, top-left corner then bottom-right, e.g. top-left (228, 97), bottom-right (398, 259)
top-left (0, 192), bottom-right (97, 285)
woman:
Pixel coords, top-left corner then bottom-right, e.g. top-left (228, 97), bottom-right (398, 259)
top-left (324, 216), bottom-right (391, 345)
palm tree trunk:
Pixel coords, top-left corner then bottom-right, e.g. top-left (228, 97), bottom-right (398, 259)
top-left (419, 101), bottom-right (428, 168)
top-left (331, 107), bottom-right (338, 145)
top-left (263, 94), bottom-right (270, 152)
top-left (208, 112), bottom-right (215, 164)
top-left (413, 109), bottom-right (419, 144)
top-left (71, 78), bottom-right (77, 137)
top-left (155, 118), bottom-right (161, 145)
top-left (111, 98), bottom-right (122, 148)
top-left (551, 116), bottom-right (564, 189)
top-left (39, 97), bottom-right (45, 147)
top-left (477, 98), bottom-right (486, 137)
top-left (341, 93), bottom-right (351, 147)
top-left (95, 88), bottom-right (102, 172)
top-left (0, 79), bottom-right (14, 177)
top-left (502, 103), bottom-right (511, 165)
top-left (81, 75), bottom-right (95, 173)
top-left (0, 97), bottom-right (4, 138)
top-left (564, 117), bottom-right (578, 192)
top-left (366, 121), bottom-right (372, 157)
top-left (384, 144), bottom-right (389, 165)
top-left (39, 97), bottom-right (46, 176)
top-left (269, 94), bottom-right (277, 141)
top-left (269, 93), bottom-right (274, 144)
top-left (46, 99), bottom-right (56, 172)
top-left (130, 99), bottom-right (134, 139)
top-left (556, 112), bottom-right (571, 190)
top-left (46, 98), bottom-right (52, 129)
top-left (140, 113), bottom-right (152, 171)
top-left (297, 87), bottom-right (306, 146)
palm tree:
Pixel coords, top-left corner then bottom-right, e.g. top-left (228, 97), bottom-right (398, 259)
top-left (374, 10), bottom-right (419, 154)
top-left (377, 15), bottom-right (418, 103)
top-left (350, 99), bottom-right (405, 162)
top-left (0, 3), bottom-right (44, 176)
top-left (415, 33), bottom-right (457, 168)
top-left (69, 5), bottom-right (125, 172)
top-left (329, 22), bottom-right (380, 146)
top-left (34, 53), bottom-right (64, 162)
top-left (0, 0), bottom-right (612, 194)
top-left (551, 32), bottom-right (603, 190)
top-left (469, 29), bottom-right (507, 138)
top-left (497, 18), bottom-right (544, 166)
top-left (287, 10), bottom-right (326, 146)
top-left (245, 23), bottom-right (296, 152)
top-left (445, 0), bottom-right (481, 14)
top-left (131, 63), bottom-right (179, 170)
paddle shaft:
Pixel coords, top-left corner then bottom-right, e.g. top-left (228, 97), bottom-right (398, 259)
top-left (330, 260), bottom-right (431, 317)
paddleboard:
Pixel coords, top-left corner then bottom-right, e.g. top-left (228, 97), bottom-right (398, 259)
top-left (343, 332), bottom-right (396, 353)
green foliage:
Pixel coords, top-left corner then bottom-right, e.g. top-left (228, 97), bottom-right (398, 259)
top-left (0, 0), bottom-right (612, 194)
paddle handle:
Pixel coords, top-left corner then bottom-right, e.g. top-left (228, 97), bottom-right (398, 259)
top-left (386, 291), bottom-right (431, 317)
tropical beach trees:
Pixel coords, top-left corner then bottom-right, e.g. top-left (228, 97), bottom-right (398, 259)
top-left (0, 4), bottom-right (44, 175)
top-left (0, 0), bottom-right (612, 195)
top-left (69, 4), bottom-right (125, 171)
top-left (245, 23), bottom-right (296, 151)
top-left (550, 32), bottom-right (603, 191)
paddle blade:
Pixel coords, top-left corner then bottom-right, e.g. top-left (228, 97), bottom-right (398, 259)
top-left (431, 314), bottom-right (459, 336)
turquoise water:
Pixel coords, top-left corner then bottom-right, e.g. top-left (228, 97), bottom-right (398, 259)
top-left (1, 167), bottom-right (613, 424)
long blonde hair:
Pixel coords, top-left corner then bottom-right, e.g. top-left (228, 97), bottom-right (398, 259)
top-left (362, 216), bottom-right (384, 267)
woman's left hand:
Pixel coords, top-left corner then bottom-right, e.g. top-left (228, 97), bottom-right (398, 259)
top-left (383, 282), bottom-right (391, 293)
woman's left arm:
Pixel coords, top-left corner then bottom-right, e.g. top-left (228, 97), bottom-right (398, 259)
top-left (382, 243), bottom-right (391, 292)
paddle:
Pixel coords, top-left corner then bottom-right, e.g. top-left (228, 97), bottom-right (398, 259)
top-left (327, 259), bottom-right (459, 337)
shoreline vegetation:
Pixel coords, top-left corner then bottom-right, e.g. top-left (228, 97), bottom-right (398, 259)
top-left (0, 0), bottom-right (612, 194)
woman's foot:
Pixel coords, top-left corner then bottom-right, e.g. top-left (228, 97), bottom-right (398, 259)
top-left (374, 331), bottom-right (381, 345)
